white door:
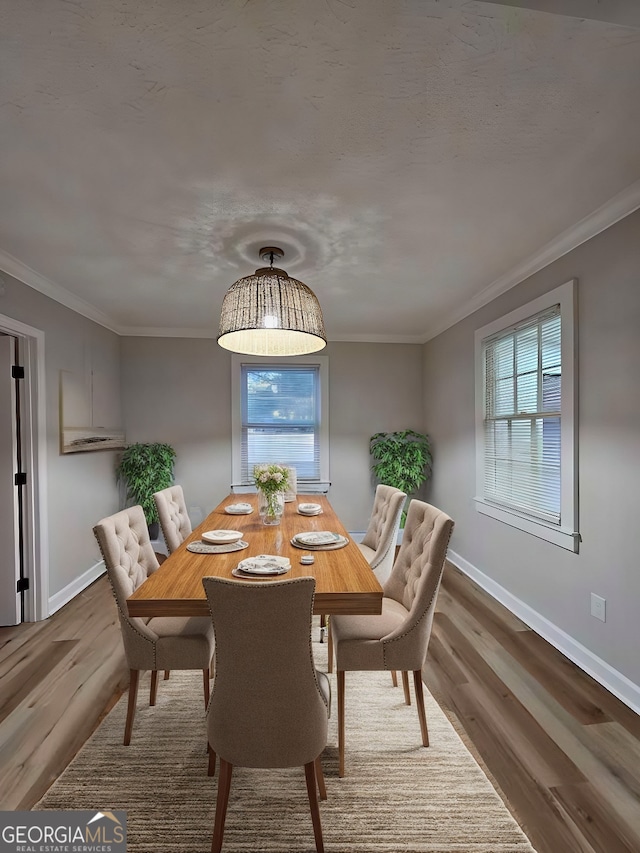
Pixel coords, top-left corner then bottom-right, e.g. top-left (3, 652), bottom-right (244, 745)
top-left (0, 334), bottom-right (21, 625)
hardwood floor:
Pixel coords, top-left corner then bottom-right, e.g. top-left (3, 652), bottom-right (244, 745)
top-left (423, 565), bottom-right (640, 853)
top-left (1, 567), bottom-right (639, 853)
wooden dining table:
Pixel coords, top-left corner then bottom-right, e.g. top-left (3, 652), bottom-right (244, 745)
top-left (127, 493), bottom-right (383, 619)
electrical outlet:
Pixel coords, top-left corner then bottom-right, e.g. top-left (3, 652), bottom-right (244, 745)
top-left (591, 593), bottom-right (606, 622)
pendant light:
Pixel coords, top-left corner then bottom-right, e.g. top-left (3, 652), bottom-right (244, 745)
top-left (217, 247), bottom-right (327, 356)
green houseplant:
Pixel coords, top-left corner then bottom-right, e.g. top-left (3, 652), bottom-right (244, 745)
top-left (116, 442), bottom-right (176, 538)
top-left (369, 429), bottom-right (432, 526)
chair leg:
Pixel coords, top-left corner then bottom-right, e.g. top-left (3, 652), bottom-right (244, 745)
top-left (124, 669), bottom-right (139, 746)
top-left (402, 670), bottom-right (411, 705)
top-left (211, 758), bottom-right (233, 853)
top-left (413, 669), bottom-right (429, 747)
top-left (327, 624), bottom-right (333, 674)
top-left (207, 744), bottom-right (216, 777)
top-left (304, 761), bottom-right (325, 853)
top-left (150, 670), bottom-right (159, 706)
top-left (319, 613), bottom-right (326, 643)
top-left (203, 669), bottom-right (210, 707)
top-left (315, 755), bottom-right (327, 801)
top-left (164, 670), bottom-right (170, 680)
top-left (337, 670), bottom-right (346, 778)
top-left (391, 670), bottom-right (398, 688)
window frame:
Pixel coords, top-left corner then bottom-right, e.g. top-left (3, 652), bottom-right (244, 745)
top-left (231, 354), bottom-right (330, 490)
top-left (474, 279), bottom-right (579, 551)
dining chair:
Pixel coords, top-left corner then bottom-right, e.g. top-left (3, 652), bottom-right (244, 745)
top-left (319, 484), bottom-right (406, 643)
top-left (93, 505), bottom-right (214, 745)
top-left (153, 484), bottom-right (192, 554)
top-left (328, 499), bottom-right (454, 776)
top-left (202, 576), bottom-right (330, 853)
top-left (358, 484), bottom-right (407, 584)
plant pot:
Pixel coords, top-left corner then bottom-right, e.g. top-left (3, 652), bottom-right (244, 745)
top-left (148, 521), bottom-right (160, 541)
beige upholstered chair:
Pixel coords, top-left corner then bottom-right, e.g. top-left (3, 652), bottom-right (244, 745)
top-left (93, 506), bottom-right (214, 745)
top-left (329, 500), bottom-right (454, 776)
top-left (202, 576), bottom-right (330, 853)
top-left (358, 484), bottom-right (407, 584)
top-left (153, 484), bottom-right (192, 554)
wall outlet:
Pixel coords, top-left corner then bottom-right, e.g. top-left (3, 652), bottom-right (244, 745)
top-left (590, 593), bottom-right (606, 622)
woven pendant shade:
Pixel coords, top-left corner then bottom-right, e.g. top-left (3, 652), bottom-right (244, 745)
top-left (217, 254), bottom-right (327, 357)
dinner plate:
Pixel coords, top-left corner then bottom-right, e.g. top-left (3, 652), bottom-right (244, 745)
top-left (237, 554), bottom-right (290, 571)
top-left (298, 502), bottom-right (321, 513)
top-left (293, 531), bottom-right (343, 546)
top-left (201, 529), bottom-right (243, 545)
top-left (224, 503), bottom-right (253, 515)
top-left (232, 561), bottom-right (290, 577)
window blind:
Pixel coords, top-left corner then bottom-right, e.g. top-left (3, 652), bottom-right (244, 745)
top-left (482, 305), bottom-right (562, 524)
top-left (241, 365), bottom-right (320, 482)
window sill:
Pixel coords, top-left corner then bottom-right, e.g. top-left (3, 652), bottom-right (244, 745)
top-left (231, 481), bottom-right (331, 495)
top-left (474, 498), bottom-right (579, 552)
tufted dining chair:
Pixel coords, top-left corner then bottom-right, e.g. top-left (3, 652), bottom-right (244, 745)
top-left (358, 484), bottom-right (407, 584)
top-left (153, 484), bottom-right (192, 554)
top-left (93, 506), bottom-right (214, 745)
top-left (203, 576), bottom-right (330, 853)
top-left (329, 499), bottom-right (454, 776)
top-left (319, 484), bottom-right (406, 644)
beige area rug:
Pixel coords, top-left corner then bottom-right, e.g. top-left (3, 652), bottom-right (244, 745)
top-left (37, 633), bottom-right (536, 852)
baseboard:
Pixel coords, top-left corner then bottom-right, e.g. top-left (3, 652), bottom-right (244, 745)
top-left (48, 560), bottom-right (106, 616)
top-left (448, 550), bottom-right (640, 716)
top-left (349, 531), bottom-right (365, 543)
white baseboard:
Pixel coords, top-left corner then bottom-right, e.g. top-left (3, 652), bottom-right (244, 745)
top-left (448, 550), bottom-right (640, 716)
top-left (349, 531), bottom-right (365, 543)
top-left (48, 560), bottom-right (106, 616)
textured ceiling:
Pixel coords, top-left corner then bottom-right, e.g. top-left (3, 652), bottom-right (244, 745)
top-left (0, 0), bottom-right (639, 341)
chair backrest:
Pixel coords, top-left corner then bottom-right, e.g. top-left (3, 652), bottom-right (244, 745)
top-left (93, 507), bottom-right (161, 666)
top-left (203, 576), bottom-right (328, 769)
top-left (153, 485), bottom-right (192, 553)
top-left (360, 484), bottom-right (407, 582)
top-left (381, 500), bottom-right (454, 670)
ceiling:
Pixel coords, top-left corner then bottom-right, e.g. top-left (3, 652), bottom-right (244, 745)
top-left (1, 0), bottom-right (639, 343)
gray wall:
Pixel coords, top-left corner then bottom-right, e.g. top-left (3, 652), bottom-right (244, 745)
top-left (422, 209), bottom-right (640, 689)
top-left (0, 273), bottom-right (122, 599)
top-left (120, 339), bottom-right (424, 532)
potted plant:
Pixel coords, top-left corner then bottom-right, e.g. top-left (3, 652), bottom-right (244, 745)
top-left (369, 430), bottom-right (432, 527)
top-left (116, 442), bottom-right (177, 539)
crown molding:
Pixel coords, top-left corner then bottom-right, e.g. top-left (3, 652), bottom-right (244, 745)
top-left (326, 332), bottom-right (425, 345)
top-left (0, 249), bottom-right (120, 333)
top-left (421, 179), bottom-right (640, 343)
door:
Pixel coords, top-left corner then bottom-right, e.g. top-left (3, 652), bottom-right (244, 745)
top-left (0, 334), bottom-right (22, 625)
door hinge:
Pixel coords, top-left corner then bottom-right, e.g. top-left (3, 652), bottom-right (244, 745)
top-left (11, 365), bottom-right (25, 380)
top-left (17, 577), bottom-right (29, 593)
top-left (15, 472), bottom-right (27, 486)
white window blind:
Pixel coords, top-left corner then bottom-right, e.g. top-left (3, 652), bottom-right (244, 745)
top-left (241, 365), bottom-right (320, 482)
top-left (482, 305), bottom-right (562, 524)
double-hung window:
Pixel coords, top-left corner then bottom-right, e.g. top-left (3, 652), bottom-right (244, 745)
top-left (474, 280), bottom-right (578, 551)
top-left (231, 355), bottom-right (329, 489)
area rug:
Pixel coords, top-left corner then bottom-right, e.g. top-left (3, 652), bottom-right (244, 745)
top-left (37, 634), bottom-right (536, 852)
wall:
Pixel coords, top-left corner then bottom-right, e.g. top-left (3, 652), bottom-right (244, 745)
top-left (0, 273), bottom-right (122, 605)
top-left (120, 338), bottom-right (424, 532)
top-left (422, 210), bottom-right (640, 700)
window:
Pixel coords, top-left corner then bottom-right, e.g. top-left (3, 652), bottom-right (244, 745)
top-left (475, 280), bottom-right (578, 551)
top-left (231, 355), bottom-right (329, 489)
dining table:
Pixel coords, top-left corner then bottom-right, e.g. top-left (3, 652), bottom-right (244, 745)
top-left (126, 493), bottom-right (383, 619)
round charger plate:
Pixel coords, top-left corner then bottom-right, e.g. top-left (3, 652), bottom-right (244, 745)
top-left (231, 564), bottom-right (290, 578)
top-left (293, 531), bottom-right (344, 546)
top-left (201, 529), bottom-right (243, 544)
top-left (290, 537), bottom-right (348, 551)
top-left (187, 540), bottom-right (249, 554)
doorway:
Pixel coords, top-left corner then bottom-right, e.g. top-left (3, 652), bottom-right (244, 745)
top-left (0, 313), bottom-right (49, 622)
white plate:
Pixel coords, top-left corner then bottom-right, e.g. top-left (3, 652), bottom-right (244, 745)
top-left (298, 503), bottom-right (321, 513)
top-left (238, 554), bottom-right (290, 570)
top-left (225, 503), bottom-right (253, 514)
top-left (201, 529), bottom-right (243, 545)
top-left (232, 562), bottom-right (290, 576)
top-left (293, 531), bottom-right (343, 546)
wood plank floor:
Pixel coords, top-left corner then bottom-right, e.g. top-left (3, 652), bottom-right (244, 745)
top-left (423, 565), bottom-right (640, 853)
top-left (1, 567), bottom-right (639, 853)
